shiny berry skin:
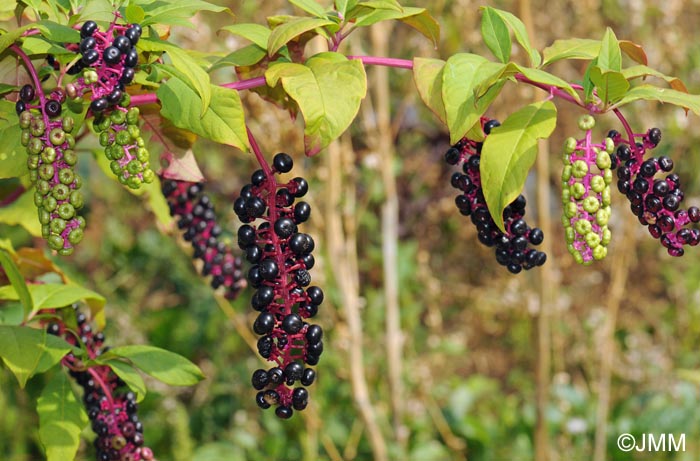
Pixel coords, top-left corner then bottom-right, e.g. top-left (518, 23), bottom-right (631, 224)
top-left (106, 89), bottom-right (123, 106)
top-left (15, 101), bottom-right (25, 115)
top-left (274, 217), bottom-right (297, 238)
top-left (253, 312), bottom-right (275, 335)
top-left (90, 98), bottom-right (108, 113)
top-left (647, 127), bottom-right (661, 146)
top-left (19, 84), bottom-right (35, 102)
top-left (124, 48), bottom-right (139, 68)
top-left (273, 153), bottom-right (294, 173)
top-left (282, 314), bottom-right (303, 334)
top-left (444, 148), bottom-right (460, 165)
top-left (483, 119), bottom-right (501, 134)
top-left (113, 35), bottom-right (132, 53)
top-left (80, 36), bottom-right (97, 54)
top-left (120, 68), bottom-right (135, 84)
top-left (125, 26), bottom-right (141, 45)
top-left (103, 46), bottom-right (121, 65)
top-left (291, 177), bottom-right (308, 197)
top-left (82, 48), bottom-right (100, 65)
top-left (294, 202), bottom-right (311, 223)
top-left (45, 100), bottom-right (62, 118)
top-left (80, 20), bottom-right (98, 38)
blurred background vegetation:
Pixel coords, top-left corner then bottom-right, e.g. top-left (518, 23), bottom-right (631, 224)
top-left (3, 0), bottom-right (700, 460)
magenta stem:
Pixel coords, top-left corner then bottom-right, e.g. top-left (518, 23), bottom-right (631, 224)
top-left (613, 108), bottom-right (636, 147)
top-left (87, 367), bottom-right (115, 408)
top-left (0, 186), bottom-right (26, 207)
top-left (10, 44), bottom-right (50, 128)
top-left (347, 55), bottom-right (414, 69)
top-left (515, 74), bottom-right (585, 109)
top-left (246, 127), bottom-right (272, 177)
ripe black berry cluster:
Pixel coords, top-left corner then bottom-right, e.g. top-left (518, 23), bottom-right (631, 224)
top-left (560, 115), bottom-right (615, 264)
top-left (610, 127), bottom-right (700, 256)
top-left (47, 306), bottom-right (158, 461)
top-left (234, 153), bottom-right (323, 418)
top-left (64, 20), bottom-right (153, 189)
top-left (17, 83), bottom-right (85, 255)
top-left (161, 178), bottom-right (246, 300)
top-left (446, 118), bottom-right (546, 273)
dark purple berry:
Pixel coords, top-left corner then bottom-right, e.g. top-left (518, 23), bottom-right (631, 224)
top-left (483, 119), bottom-right (501, 135)
top-left (15, 101), bottom-right (25, 115)
top-left (647, 127), bottom-right (661, 146)
top-left (90, 98), bottom-right (108, 113)
top-left (103, 46), bottom-right (121, 65)
top-left (80, 20), bottom-right (98, 38)
top-left (19, 84), bottom-right (35, 102)
top-left (82, 48), bottom-right (100, 65)
top-left (113, 35), bottom-right (132, 53)
top-left (273, 153), bottom-right (293, 173)
top-left (282, 314), bottom-right (303, 334)
top-left (124, 48), bottom-right (139, 68)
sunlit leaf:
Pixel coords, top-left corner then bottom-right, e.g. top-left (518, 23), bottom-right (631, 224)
top-left (542, 38), bottom-right (599, 66)
top-left (267, 17), bottom-right (334, 57)
top-left (0, 325), bottom-right (72, 387)
top-left (480, 7), bottom-right (511, 63)
top-left (413, 57), bottom-right (447, 124)
top-left (615, 85), bottom-right (700, 115)
top-left (103, 345), bottom-right (205, 386)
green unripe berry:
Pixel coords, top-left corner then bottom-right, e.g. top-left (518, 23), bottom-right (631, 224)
top-left (33, 192), bottom-right (43, 207)
top-left (76, 216), bottom-right (86, 229)
top-left (57, 247), bottom-right (74, 256)
top-left (43, 196), bottom-right (57, 212)
top-left (29, 170), bottom-right (38, 182)
top-left (41, 147), bottom-right (57, 163)
top-left (111, 145), bottom-right (125, 160)
top-left (564, 201), bottom-right (578, 219)
top-left (94, 117), bottom-right (111, 132)
top-left (68, 228), bottom-right (83, 245)
top-left (19, 111), bottom-right (32, 129)
top-left (596, 207), bottom-right (610, 226)
top-left (27, 154), bottom-right (40, 170)
top-left (99, 131), bottom-right (113, 147)
top-left (605, 137), bottom-right (615, 153)
top-left (593, 245), bottom-right (607, 260)
top-left (63, 149), bottom-right (78, 166)
top-left (64, 133), bottom-right (75, 148)
top-left (142, 169), bottom-right (155, 184)
top-left (561, 165), bottom-right (572, 182)
top-left (601, 186), bottom-right (611, 206)
top-left (110, 161), bottom-right (123, 175)
top-left (115, 130), bottom-right (132, 146)
top-left (582, 196), bottom-right (600, 213)
top-left (575, 219), bottom-right (592, 235)
top-left (118, 174), bottom-right (128, 185)
top-left (41, 224), bottom-right (50, 238)
top-left (572, 160), bottom-right (589, 178)
top-left (110, 110), bottom-right (127, 125)
top-left (590, 175), bottom-right (606, 193)
top-left (48, 234), bottom-right (65, 251)
top-left (38, 208), bottom-right (51, 225)
top-left (49, 128), bottom-right (66, 146)
top-left (37, 180), bottom-right (51, 195)
top-left (28, 137), bottom-right (44, 155)
top-left (578, 114), bottom-right (595, 131)
top-left (39, 164), bottom-right (54, 181)
top-left (84, 70), bottom-right (98, 84)
top-left (126, 107), bottom-right (139, 125)
top-left (127, 125), bottom-right (140, 140)
top-left (57, 203), bottom-right (75, 220)
top-left (602, 227), bottom-right (612, 245)
top-left (30, 119), bottom-right (45, 137)
top-left (570, 247), bottom-right (584, 264)
top-left (119, 93), bottom-right (131, 107)
top-left (562, 188), bottom-right (571, 202)
top-left (52, 184), bottom-right (70, 200)
top-left (62, 116), bottom-right (74, 133)
top-left (127, 159), bottom-right (142, 175)
top-left (50, 218), bottom-right (66, 234)
top-left (59, 168), bottom-right (74, 185)
top-left (566, 226), bottom-right (575, 243)
top-left (136, 147), bottom-right (149, 163)
top-left (126, 176), bottom-right (142, 189)
top-left (585, 232), bottom-right (601, 248)
top-left (136, 137), bottom-right (145, 148)
top-left (571, 182), bottom-right (586, 199)
top-left (603, 169), bottom-right (613, 185)
top-left (69, 191), bottom-right (84, 209)
top-left (564, 137), bottom-right (577, 154)
top-left (21, 129), bottom-right (31, 146)
top-left (596, 151), bottom-right (611, 170)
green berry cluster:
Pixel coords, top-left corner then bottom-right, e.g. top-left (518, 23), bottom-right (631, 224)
top-left (19, 87), bottom-right (85, 255)
top-left (92, 100), bottom-right (154, 189)
top-left (560, 115), bottom-right (615, 264)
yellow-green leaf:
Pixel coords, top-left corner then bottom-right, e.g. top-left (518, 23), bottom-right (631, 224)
top-left (267, 17), bottom-right (334, 57)
top-left (542, 38), bottom-right (600, 67)
top-left (38, 372), bottom-right (88, 461)
top-left (413, 57), bottom-right (447, 123)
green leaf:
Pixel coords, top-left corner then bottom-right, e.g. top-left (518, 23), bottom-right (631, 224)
top-left (140, 0), bottom-right (229, 28)
top-left (597, 27), bottom-right (621, 72)
top-left (289, 0), bottom-right (328, 18)
top-left (441, 53), bottom-right (489, 144)
top-left (335, 0), bottom-right (358, 17)
top-left (353, 6), bottom-right (439, 47)
top-left (541, 38), bottom-right (600, 67)
top-left (0, 188), bottom-right (42, 236)
top-left (100, 359), bottom-right (147, 402)
top-left (0, 325), bottom-right (73, 387)
top-left (413, 57), bottom-right (447, 124)
top-left (480, 7), bottom-right (511, 63)
top-left (481, 100), bottom-right (557, 231)
top-left (621, 65), bottom-right (688, 93)
top-left (37, 371), bottom-right (88, 461)
top-left (209, 45), bottom-right (266, 71)
top-left (103, 345), bottom-right (205, 386)
top-left (0, 83), bottom-right (16, 96)
top-left (0, 282), bottom-right (105, 319)
top-left (589, 66), bottom-right (629, 105)
top-left (267, 17), bottom-right (334, 57)
top-left (359, 0), bottom-right (403, 11)
top-left (517, 66), bottom-right (580, 101)
top-left (614, 85), bottom-right (700, 115)
top-left (488, 8), bottom-right (540, 67)
top-left (582, 58), bottom-right (597, 103)
top-left (125, 4), bottom-right (145, 24)
top-left (0, 100), bottom-right (28, 179)
top-left (0, 24), bottom-right (32, 54)
top-left (158, 77), bottom-right (249, 152)
top-left (75, 0), bottom-right (116, 23)
top-left (219, 23), bottom-right (271, 49)
top-left (139, 39), bottom-right (212, 115)
top-left (0, 249), bottom-right (33, 318)
top-left (35, 21), bottom-right (79, 43)
top-left (265, 52), bottom-right (367, 155)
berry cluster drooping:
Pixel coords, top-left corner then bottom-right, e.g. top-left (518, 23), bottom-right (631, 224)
top-left (47, 306), bottom-right (157, 461)
top-left (162, 178), bottom-right (246, 300)
top-left (65, 20), bottom-right (153, 189)
top-left (610, 127), bottom-right (700, 255)
top-left (560, 115), bottom-right (615, 264)
top-left (234, 153), bottom-right (323, 419)
top-left (17, 84), bottom-right (85, 255)
top-left (446, 118), bottom-right (546, 273)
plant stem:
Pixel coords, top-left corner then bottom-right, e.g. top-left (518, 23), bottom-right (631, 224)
top-left (10, 44), bottom-right (50, 130)
top-left (0, 186), bottom-right (26, 207)
top-left (246, 127), bottom-right (272, 177)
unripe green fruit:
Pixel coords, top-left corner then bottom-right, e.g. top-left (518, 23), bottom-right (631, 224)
top-left (33, 192), bottom-right (43, 207)
top-left (127, 125), bottom-right (140, 139)
top-left (126, 107), bottom-right (139, 125)
top-left (39, 164), bottom-right (55, 181)
top-left (564, 201), bottom-right (577, 218)
top-left (43, 196), bottom-right (57, 212)
top-left (602, 227), bottom-right (612, 245)
top-left (29, 170), bottom-right (38, 182)
top-left (76, 216), bottom-right (86, 229)
top-left (590, 175), bottom-right (606, 193)
top-left (41, 224), bottom-right (50, 238)
top-left (49, 128), bottom-right (66, 146)
top-left (136, 137), bottom-right (145, 148)
top-left (593, 245), bottom-right (607, 260)
top-left (52, 184), bottom-right (70, 200)
top-left (99, 131), bottom-right (113, 147)
top-left (561, 165), bottom-right (572, 181)
top-left (41, 147), bottom-right (57, 163)
top-left (30, 119), bottom-right (45, 137)
top-left (94, 117), bottom-right (111, 132)
top-left (50, 218), bottom-right (66, 234)
top-left (37, 180), bottom-right (51, 196)
top-left (561, 188), bottom-right (570, 202)
top-left (582, 196), bottom-right (600, 213)
top-left (601, 187), bottom-right (611, 206)
top-left (126, 176), bottom-right (142, 189)
top-left (68, 228), bottom-right (83, 245)
top-left (57, 203), bottom-right (75, 220)
top-left (585, 232), bottom-right (601, 248)
top-left (571, 182), bottom-right (586, 199)
top-left (572, 160), bottom-right (588, 178)
top-left (21, 130), bottom-right (31, 146)
top-left (578, 114), bottom-right (595, 131)
top-left (136, 147), bottom-right (149, 163)
top-left (69, 191), bottom-right (84, 209)
top-left (64, 133), bottom-right (75, 148)
top-left (110, 161), bottom-right (122, 175)
top-left (28, 137), bottom-right (44, 155)
top-left (38, 208), bottom-right (51, 225)
top-left (110, 145), bottom-right (125, 160)
top-left (110, 110), bottom-right (126, 125)
top-left (59, 168), bottom-right (74, 185)
top-left (19, 112), bottom-right (32, 129)
top-left (127, 160), bottom-right (142, 174)
top-left (605, 137), bottom-right (615, 153)
top-left (565, 227), bottom-right (575, 243)
top-left (596, 151), bottom-right (611, 170)
top-left (48, 234), bottom-right (64, 250)
top-left (57, 247), bottom-right (74, 256)
top-left (62, 116), bottom-right (74, 133)
top-left (596, 208), bottom-right (609, 226)
top-left (57, 151), bottom-right (74, 168)
top-left (564, 137), bottom-right (577, 154)
top-left (119, 93), bottom-right (131, 107)
top-left (142, 169), bottom-right (155, 183)
top-left (27, 154), bottom-right (40, 170)
top-left (575, 219), bottom-right (592, 235)
top-left (115, 130), bottom-right (132, 146)
top-left (603, 169), bottom-right (613, 184)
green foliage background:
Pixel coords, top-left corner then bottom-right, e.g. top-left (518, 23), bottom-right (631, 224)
top-left (3, 0), bottom-right (700, 460)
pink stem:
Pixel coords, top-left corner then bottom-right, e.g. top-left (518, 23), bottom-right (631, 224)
top-left (246, 126), bottom-right (272, 177)
top-left (347, 55), bottom-right (414, 69)
top-left (87, 367), bottom-right (115, 408)
top-left (0, 186), bottom-right (26, 207)
top-left (10, 44), bottom-right (50, 128)
top-left (515, 74), bottom-right (585, 109)
top-left (613, 108), bottom-right (636, 147)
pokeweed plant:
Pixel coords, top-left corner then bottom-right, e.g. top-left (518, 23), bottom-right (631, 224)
top-left (1, 0), bottom-right (700, 459)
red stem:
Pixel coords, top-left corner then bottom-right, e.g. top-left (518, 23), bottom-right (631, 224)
top-left (10, 44), bottom-right (50, 129)
top-left (0, 186), bottom-right (26, 207)
top-left (613, 108), bottom-right (636, 146)
top-left (87, 367), bottom-right (116, 408)
top-left (246, 126), bottom-right (272, 177)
